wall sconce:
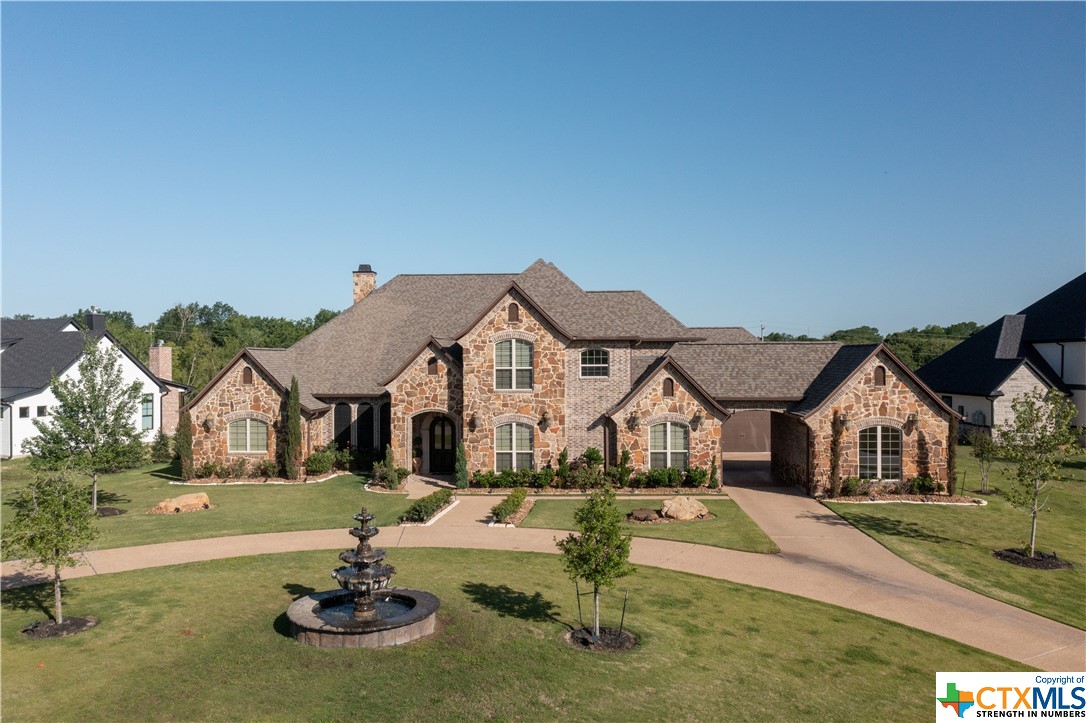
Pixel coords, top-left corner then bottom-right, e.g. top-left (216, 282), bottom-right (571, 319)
top-left (201, 417), bottom-right (212, 433)
top-left (690, 412), bottom-right (703, 431)
top-left (468, 413), bottom-right (477, 431)
top-left (906, 413), bottom-right (918, 423)
top-left (627, 412), bottom-right (640, 431)
top-left (905, 412), bottom-right (918, 435)
top-left (839, 413), bottom-right (850, 430)
top-left (539, 410), bottom-right (552, 431)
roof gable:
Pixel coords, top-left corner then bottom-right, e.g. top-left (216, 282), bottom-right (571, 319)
top-left (607, 355), bottom-right (729, 420)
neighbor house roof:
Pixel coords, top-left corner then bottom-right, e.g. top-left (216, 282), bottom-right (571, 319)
top-left (668, 342), bottom-right (843, 401)
top-left (1017, 272), bottom-right (1086, 343)
top-left (915, 315), bottom-right (1064, 397)
top-left (0, 316), bottom-right (166, 403)
top-left (687, 327), bottom-right (759, 343)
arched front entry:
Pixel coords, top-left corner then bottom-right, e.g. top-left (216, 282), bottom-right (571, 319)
top-left (429, 416), bottom-right (456, 474)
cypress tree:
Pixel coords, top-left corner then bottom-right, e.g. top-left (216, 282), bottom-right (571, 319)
top-left (947, 416), bottom-right (958, 495)
top-left (176, 408), bottom-right (195, 480)
top-left (284, 376), bottom-right (302, 480)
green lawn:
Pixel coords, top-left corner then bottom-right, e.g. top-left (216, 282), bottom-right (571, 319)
top-left (1, 458), bottom-right (412, 553)
top-left (1, 548), bottom-right (1019, 722)
top-left (827, 449), bottom-right (1085, 629)
top-left (521, 498), bottom-right (779, 554)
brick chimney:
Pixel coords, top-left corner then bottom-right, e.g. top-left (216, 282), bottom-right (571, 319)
top-left (353, 264), bottom-right (377, 304)
top-left (148, 340), bottom-right (173, 381)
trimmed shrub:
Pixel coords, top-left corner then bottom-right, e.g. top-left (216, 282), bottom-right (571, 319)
top-left (708, 455), bottom-right (719, 489)
top-left (491, 487), bottom-right (528, 523)
top-left (454, 442), bottom-right (469, 489)
top-left (150, 427), bottom-right (173, 463)
top-left (606, 449), bottom-right (633, 487)
top-left (686, 467), bottom-right (709, 487)
top-left (581, 447), bottom-right (604, 468)
top-left (372, 445), bottom-right (408, 489)
top-left (195, 461), bottom-right (221, 479)
top-left (256, 458), bottom-right (280, 478)
top-left (841, 477), bottom-right (861, 496)
top-left (223, 458), bottom-right (248, 479)
top-left (400, 489), bottom-right (454, 523)
top-left (176, 409), bottom-right (194, 480)
top-left (305, 447), bottom-right (337, 476)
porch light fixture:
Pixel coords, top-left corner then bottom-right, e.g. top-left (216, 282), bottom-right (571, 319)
top-left (839, 413), bottom-right (850, 430)
top-left (539, 410), bottom-right (552, 431)
top-left (906, 413), bottom-right (918, 423)
top-left (690, 412), bottom-right (703, 431)
top-left (468, 413), bottom-right (477, 431)
top-left (201, 417), bottom-right (212, 433)
top-left (627, 412), bottom-right (640, 431)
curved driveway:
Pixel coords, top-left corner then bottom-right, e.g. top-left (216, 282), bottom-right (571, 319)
top-left (2, 475), bottom-right (1083, 671)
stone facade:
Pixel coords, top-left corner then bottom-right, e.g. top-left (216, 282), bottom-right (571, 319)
top-left (387, 347), bottom-right (464, 469)
top-left (612, 367), bottom-right (725, 474)
top-left (770, 412), bottom-right (809, 486)
top-left (353, 266), bottom-right (377, 305)
top-left (460, 293), bottom-right (567, 472)
top-left (992, 364), bottom-right (1049, 433)
top-left (189, 357), bottom-right (322, 469)
top-left (805, 352), bottom-right (951, 494)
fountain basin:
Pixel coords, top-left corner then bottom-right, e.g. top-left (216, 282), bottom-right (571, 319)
top-left (287, 588), bottom-right (439, 648)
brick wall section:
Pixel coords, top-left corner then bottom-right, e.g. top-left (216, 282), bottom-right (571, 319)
top-left (770, 412), bottom-right (810, 488)
top-left (147, 344), bottom-right (182, 434)
top-left (993, 364), bottom-right (1048, 432)
top-left (460, 293), bottom-right (567, 472)
top-left (612, 368), bottom-right (724, 474)
top-left (388, 349), bottom-right (464, 468)
top-left (188, 358), bottom-right (321, 469)
top-left (564, 341), bottom-right (631, 458)
top-left (805, 353), bottom-right (951, 494)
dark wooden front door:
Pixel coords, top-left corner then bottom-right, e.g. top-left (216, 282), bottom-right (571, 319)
top-left (429, 418), bottom-right (455, 475)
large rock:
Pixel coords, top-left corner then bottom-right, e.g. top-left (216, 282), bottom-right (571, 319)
top-left (149, 492), bottom-right (212, 514)
top-left (660, 496), bottom-right (708, 521)
top-left (628, 508), bottom-right (659, 523)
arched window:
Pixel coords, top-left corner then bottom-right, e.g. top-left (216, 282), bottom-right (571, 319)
top-left (874, 366), bottom-right (886, 386)
top-left (508, 303), bottom-right (520, 322)
top-left (334, 403), bottom-right (352, 451)
top-left (580, 349), bottom-right (609, 377)
top-left (662, 378), bottom-right (675, 397)
top-left (495, 339), bottom-right (533, 390)
top-left (649, 422), bottom-right (688, 469)
top-left (356, 404), bottom-right (375, 451)
top-left (242, 366), bottom-right (253, 385)
top-left (228, 419), bottom-right (268, 453)
top-left (495, 422), bottom-right (533, 471)
top-left (858, 426), bottom-right (901, 480)
top-left (427, 356), bottom-right (438, 375)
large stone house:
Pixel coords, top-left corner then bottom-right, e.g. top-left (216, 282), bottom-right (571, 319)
top-left (185, 261), bottom-right (955, 493)
top-left (917, 272), bottom-right (1084, 435)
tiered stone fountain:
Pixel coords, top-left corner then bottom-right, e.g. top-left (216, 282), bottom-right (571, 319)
top-left (287, 506), bottom-right (439, 648)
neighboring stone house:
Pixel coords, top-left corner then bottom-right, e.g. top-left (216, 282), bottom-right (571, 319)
top-left (917, 273), bottom-right (1084, 435)
top-left (0, 314), bottom-right (172, 458)
top-left (184, 261), bottom-right (954, 494)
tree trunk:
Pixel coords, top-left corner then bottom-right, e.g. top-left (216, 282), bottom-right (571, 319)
top-left (593, 585), bottom-right (600, 640)
top-left (54, 565), bottom-right (63, 625)
top-left (1029, 482), bottom-right (1039, 558)
top-left (92, 472), bottom-right (99, 512)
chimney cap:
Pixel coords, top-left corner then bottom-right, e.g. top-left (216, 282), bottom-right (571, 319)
top-left (156, 339), bottom-right (166, 347)
top-left (356, 264), bottom-right (374, 274)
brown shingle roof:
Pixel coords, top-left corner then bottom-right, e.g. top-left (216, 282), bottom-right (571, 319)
top-left (687, 327), bottom-right (759, 343)
top-left (669, 342), bottom-right (842, 401)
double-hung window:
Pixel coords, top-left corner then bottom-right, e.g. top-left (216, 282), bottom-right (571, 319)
top-left (495, 339), bottom-right (533, 390)
top-left (229, 419), bottom-right (269, 453)
top-left (649, 422), bottom-right (689, 469)
top-left (580, 349), bottom-right (609, 377)
top-left (858, 426), bottom-right (901, 480)
top-left (142, 395), bottom-right (154, 430)
top-left (495, 423), bottom-right (533, 471)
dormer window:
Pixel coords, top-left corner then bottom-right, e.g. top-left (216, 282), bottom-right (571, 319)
top-left (580, 349), bottom-right (609, 377)
top-left (508, 303), bottom-right (520, 323)
top-left (663, 378), bottom-right (675, 397)
top-left (242, 366), bottom-right (253, 385)
top-left (495, 339), bottom-right (533, 390)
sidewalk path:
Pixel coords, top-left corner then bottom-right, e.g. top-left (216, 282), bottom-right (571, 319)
top-left (3, 479), bottom-right (1083, 671)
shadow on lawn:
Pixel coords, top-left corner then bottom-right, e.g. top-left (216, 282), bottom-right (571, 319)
top-left (149, 460), bottom-right (184, 481)
top-left (2, 579), bottom-right (63, 619)
top-left (461, 582), bottom-right (562, 623)
top-left (837, 513), bottom-right (951, 544)
top-left (95, 489), bottom-right (132, 506)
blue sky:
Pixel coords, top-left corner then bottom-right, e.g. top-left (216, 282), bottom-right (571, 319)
top-left (3, 2), bottom-right (1083, 337)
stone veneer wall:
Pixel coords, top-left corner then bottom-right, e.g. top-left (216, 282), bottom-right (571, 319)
top-left (388, 350), bottom-right (464, 468)
top-left (992, 364), bottom-right (1049, 433)
top-left (189, 358), bottom-right (322, 469)
top-left (564, 341), bottom-right (632, 460)
top-left (460, 293), bottom-right (567, 472)
top-left (806, 353), bottom-right (951, 494)
top-left (612, 368), bottom-right (724, 474)
top-left (770, 412), bottom-right (810, 489)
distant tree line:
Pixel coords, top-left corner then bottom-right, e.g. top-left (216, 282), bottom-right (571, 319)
top-left (31, 303), bottom-right (340, 393)
top-left (763, 321), bottom-right (984, 370)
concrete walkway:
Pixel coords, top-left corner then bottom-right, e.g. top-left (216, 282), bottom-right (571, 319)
top-left (3, 470), bottom-right (1083, 671)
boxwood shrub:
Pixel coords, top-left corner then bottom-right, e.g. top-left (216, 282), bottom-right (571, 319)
top-left (399, 489), bottom-right (454, 523)
top-left (490, 487), bottom-right (528, 523)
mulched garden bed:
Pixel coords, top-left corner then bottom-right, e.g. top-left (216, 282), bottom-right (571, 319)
top-left (564, 626), bottom-right (638, 653)
top-left (22, 616), bottom-right (98, 639)
top-left (626, 513), bottom-right (716, 525)
top-left (96, 507), bottom-right (126, 517)
top-left (992, 548), bottom-right (1073, 570)
top-left (828, 494), bottom-right (985, 505)
top-left (177, 472), bottom-right (343, 486)
top-left (465, 487), bottom-right (726, 496)
top-left (503, 498), bottom-right (535, 527)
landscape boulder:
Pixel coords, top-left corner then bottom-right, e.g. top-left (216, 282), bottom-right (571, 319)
top-left (660, 496), bottom-right (708, 521)
top-left (628, 508), bottom-right (659, 523)
top-left (149, 492), bottom-right (212, 514)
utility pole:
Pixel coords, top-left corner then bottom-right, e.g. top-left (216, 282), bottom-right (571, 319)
top-left (759, 322), bottom-right (765, 341)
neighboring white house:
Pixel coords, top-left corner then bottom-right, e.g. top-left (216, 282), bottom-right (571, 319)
top-left (917, 272), bottom-right (1086, 436)
top-left (0, 314), bottom-right (169, 459)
